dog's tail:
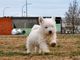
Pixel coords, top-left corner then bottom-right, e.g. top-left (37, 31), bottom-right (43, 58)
top-left (31, 25), bottom-right (40, 31)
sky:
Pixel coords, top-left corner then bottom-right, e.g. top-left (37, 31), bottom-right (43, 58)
top-left (0, 0), bottom-right (80, 17)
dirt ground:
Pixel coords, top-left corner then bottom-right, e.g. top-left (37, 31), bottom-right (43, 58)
top-left (0, 34), bottom-right (80, 60)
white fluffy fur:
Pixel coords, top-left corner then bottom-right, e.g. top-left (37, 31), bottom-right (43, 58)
top-left (26, 17), bottom-right (57, 54)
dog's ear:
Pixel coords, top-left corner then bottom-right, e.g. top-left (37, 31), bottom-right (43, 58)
top-left (52, 17), bottom-right (56, 23)
top-left (51, 17), bottom-right (55, 21)
top-left (38, 17), bottom-right (44, 25)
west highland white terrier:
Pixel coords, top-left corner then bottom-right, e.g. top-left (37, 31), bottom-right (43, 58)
top-left (26, 17), bottom-right (57, 54)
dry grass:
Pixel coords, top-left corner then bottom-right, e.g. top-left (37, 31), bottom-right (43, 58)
top-left (0, 34), bottom-right (80, 60)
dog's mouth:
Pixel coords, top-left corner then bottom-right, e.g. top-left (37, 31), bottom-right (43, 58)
top-left (49, 31), bottom-right (53, 34)
top-left (50, 43), bottom-right (56, 47)
top-left (47, 43), bottom-right (56, 47)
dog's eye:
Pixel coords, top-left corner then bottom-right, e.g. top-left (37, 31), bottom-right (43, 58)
top-left (45, 27), bottom-right (48, 29)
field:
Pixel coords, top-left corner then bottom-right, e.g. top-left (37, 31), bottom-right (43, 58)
top-left (0, 34), bottom-right (80, 60)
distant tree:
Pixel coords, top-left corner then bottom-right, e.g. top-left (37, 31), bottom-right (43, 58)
top-left (65, 0), bottom-right (80, 33)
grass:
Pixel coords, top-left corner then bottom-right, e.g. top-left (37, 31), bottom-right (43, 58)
top-left (0, 34), bottom-right (80, 60)
top-left (0, 50), bottom-right (28, 56)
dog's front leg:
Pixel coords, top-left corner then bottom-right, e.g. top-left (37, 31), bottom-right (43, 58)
top-left (39, 41), bottom-right (50, 53)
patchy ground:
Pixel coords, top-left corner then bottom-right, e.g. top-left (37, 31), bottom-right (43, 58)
top-left (0, 34), bottom-right (80, 60)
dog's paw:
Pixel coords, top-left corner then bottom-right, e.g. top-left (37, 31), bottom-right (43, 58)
top-left (44, 50), bottom-right (50, 54)
top-left (27, 52), bottom-right (31, 55)
top-left (27, 51), bottom-right (31, 55)
top-left (42, 51), bottom-right (50, 55)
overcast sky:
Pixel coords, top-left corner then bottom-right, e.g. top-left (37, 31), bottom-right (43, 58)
top-left (0, 0), bottom-right (80, 17)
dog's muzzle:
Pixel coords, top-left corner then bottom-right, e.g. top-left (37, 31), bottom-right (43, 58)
top-left (51, 43), bottom-right (56, 47)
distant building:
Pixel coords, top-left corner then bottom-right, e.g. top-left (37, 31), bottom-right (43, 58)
top-left (0, 16), bottom-right (61, 35)
top-left (0, 17), bottom-right (12, 35)
top-left (55, 17), bottom-right (62, 33)
top-left (12, 17), bottom-right (38, 28)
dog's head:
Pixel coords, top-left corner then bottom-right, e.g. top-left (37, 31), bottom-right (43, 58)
top-left (39, 17), bottom-right (56, 35)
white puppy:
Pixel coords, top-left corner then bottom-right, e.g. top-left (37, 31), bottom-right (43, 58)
top-left (26, 17), bottom-right (57, 54)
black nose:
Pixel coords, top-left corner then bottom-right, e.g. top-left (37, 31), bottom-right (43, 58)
top-left (49, 31), bottom-right (52, 34)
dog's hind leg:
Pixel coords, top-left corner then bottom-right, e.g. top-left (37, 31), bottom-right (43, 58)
top-left (26, 40), bottom-right (33, 54)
